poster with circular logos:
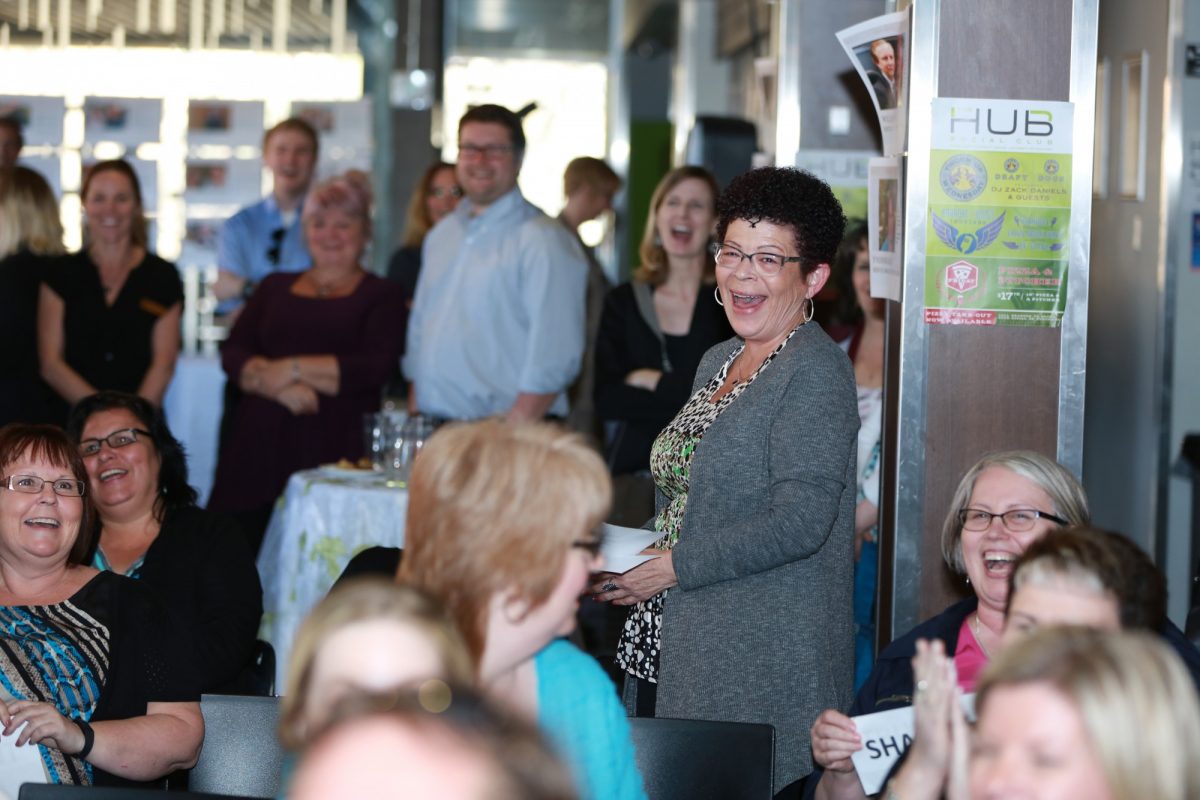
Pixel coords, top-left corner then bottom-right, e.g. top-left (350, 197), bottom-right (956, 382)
top-left (924, 98), bottom-right (1074, 327)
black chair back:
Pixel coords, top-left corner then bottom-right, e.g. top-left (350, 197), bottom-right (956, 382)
top-left (628, 716), bottom-right (775, 800)
top-left (20, 787), bottom-right (256, 800)
top-left (188, 694), bottom-right (285, 799)
top-left (247, 639), bottom-right (276, 697)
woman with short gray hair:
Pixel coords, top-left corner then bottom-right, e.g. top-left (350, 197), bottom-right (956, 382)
top-left (809, 449), bottom-right (1088, 800)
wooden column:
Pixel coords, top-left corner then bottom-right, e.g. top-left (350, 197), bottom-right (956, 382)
top-left (881, 0), bottom-right (1097, 635)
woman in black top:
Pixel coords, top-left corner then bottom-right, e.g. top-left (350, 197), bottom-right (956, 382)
top-left (66, 391), bottom-right (263, 694)
top-left (38, 160), bottom-right (182, 412)
top-left (0, 165), bottom-right (64, 426)
top-left (0, 423), bottom-right (202, 787)
top-left (594, 166), bottom-right (731, 522)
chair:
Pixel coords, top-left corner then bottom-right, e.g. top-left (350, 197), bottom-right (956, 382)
top-left (20, 787), bottom-right (256, 800)
top-left (628, 716), bottom-right (775, 800)
top-left (246, 639), bottom-right (276, 697)
top-left (188, 694), bottom-right (285, 799)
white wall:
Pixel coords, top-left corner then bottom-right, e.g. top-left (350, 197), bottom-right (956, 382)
top-left (1086, 0), bottom-right (1196, 626)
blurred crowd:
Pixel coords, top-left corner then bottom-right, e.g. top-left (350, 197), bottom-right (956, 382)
top-left (2, 105), bottom-right (1199, 800)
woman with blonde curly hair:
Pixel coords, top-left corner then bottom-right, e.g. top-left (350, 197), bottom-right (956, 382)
top-left (209, 171), bottom-right (407, 549)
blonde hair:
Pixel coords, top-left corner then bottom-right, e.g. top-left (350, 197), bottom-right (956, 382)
top-left (398, 420), bottom-right (611, 667)
top-left (634, 165), bottom-right (719, 287)
top-left (0, 166), bottom-right (64, 258)
top-left (941, 450), bottom-right (1089, 573)
top-left (401, 161), bottom-right (456, 249)
top-left (278, 578), bottom-right (472, 749)
top-left (977, 627), bottom-right (1200, 800)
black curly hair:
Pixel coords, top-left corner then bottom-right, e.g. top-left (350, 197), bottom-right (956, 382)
top-left (715, 167), bottom-right (846, 276)
top-left (66, 391), bottom-right (198, 521)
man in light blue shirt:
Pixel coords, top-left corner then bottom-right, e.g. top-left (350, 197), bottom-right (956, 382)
top-left (212, 117), bottom-right (318, 314)
top-left (404, 104), bottom-right (588, 422)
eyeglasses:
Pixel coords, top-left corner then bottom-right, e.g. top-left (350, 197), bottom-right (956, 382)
top-left (266, 226), bottom-right (286, 265)
top-left (572, 536), bottom-right (603, 558)
top-left (714, 243), bottom-right (803, 277)
top-left (429, 186), bottom-right (463, 199)
top-left (458, 143), bottom-right (514, 161)
top-left (1, 475), bottom-right (86, 497)
top-left (957, 508), bottom-right (1068, 532)
top-left (79, 428), bottom-right (152, 457)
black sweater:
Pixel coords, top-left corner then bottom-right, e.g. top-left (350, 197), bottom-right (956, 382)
top-left (127, 505), bottom-right (263, 693)
top-left (594, 281), bottom-right (732, 474)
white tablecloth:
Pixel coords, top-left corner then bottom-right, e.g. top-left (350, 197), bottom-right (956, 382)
top-left (257, 467), bottom-right (408, 692)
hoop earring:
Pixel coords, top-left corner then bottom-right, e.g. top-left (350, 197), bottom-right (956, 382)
top-left (714, 286), bottom-right (724, 307)
top-left (802, 296), bottom-right (814, 323)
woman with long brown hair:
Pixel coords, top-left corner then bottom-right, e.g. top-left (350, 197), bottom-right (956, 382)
top-left (38, 160), bottom-right (182, 414)
top-left (594, 166), bottom-right (731, 524)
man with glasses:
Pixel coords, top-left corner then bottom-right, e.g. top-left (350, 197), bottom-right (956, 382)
top-left (212, 117), bottom-right (319, 316)
top-left (404, 104), bottom-right (588, 423)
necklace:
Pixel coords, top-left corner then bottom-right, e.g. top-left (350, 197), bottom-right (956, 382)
top-left (307, 268), bottom-right (359, 298)
top-left (971, 612), bottom-right (993, 659)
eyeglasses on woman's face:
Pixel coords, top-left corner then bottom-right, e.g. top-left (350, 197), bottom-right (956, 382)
top-left (714, 243), bottom-right (803, 277)
top-left (79, 428), bottom-right (152, 457)
top-left (1, 474), bottom-right (86, 497)
top-left (957, 508), bottom-right (1067, 532)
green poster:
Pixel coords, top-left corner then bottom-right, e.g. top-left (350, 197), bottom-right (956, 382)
top-left (924, 99), bottom-right (1074, 327)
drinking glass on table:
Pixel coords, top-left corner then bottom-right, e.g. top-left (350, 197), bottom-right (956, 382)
top-left (363, 412), bottom-right (399, 471)
top-left (389, 414), bottom-right (432, 481)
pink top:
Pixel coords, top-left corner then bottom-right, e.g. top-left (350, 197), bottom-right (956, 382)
top-left (953, 616), bottom-right (989, 692)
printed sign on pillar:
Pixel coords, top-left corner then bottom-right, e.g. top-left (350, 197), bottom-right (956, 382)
top-left (924, 98), bottom-right (1074, 327)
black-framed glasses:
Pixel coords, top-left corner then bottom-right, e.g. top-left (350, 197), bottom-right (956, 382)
top-left (266, 226), bottom-right (286, 266)
top-left (79, 428), bottom-right (152, 457)
top-left (458, 143), bottom-right (514, 161)
top-left (1, 475), bottom-right (86, 497)
top-left (957, 508), bottom-right (1068, 532)
top-left (714, 243), bottom-right (803, 276)
top-left (572, 536), bottom-right (604, 558)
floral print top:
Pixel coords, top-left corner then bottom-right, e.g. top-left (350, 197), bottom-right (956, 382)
top-left (616, 327), bottom-right (799, 682)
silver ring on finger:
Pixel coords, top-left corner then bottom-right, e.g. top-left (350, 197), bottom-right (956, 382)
top-left (602, 582), bottom-right (617, 592)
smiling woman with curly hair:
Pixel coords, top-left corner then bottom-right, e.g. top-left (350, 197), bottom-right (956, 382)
top-left (591, 166), bottom-right (854, 797)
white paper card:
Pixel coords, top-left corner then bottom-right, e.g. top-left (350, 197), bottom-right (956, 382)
top-left (848, 705), bottom-right (915, 795)
top-left (0, 691), bottom-right (49, 798)
top-left (600, 524), bottom-right (662, 574)
top-left (848, 693), bottom-right (976, 795)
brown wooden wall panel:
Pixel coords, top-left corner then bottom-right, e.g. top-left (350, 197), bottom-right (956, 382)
top-left (916, 0), bottom-right (1075, 618)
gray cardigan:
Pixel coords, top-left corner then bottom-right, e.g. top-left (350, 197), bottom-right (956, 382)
top-left (655, 322), bottom-right (858, 789)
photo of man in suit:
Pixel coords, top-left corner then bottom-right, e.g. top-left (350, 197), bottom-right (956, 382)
top-left (866, 38), bottom-right (897, 110)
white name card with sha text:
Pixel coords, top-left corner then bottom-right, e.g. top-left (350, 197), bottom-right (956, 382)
top-left (849, 694), bottom-right (976, 795)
